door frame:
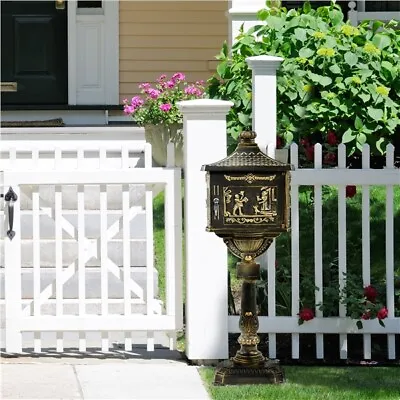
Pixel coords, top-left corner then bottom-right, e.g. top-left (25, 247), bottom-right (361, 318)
top-left (67, 0), bottom-right (119, 105)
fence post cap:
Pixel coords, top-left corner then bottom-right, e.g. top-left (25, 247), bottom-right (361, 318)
top-left (246, 55), bottom-right (284, 74)
top-left (177, 99), bottom-right (234, 114)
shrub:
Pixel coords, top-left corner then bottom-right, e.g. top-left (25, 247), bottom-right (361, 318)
top-left (207, 1), bottom-right (400, 156)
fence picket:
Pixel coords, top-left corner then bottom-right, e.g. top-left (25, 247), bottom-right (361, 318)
top-left (314, 144), bottom-right (324, 359)
top-left (100, 184), bottom-right (109, 351)
top-left (33, 185), bottom-right (41, 353)
top-left (146, 185), bottom-right (155, 351)
top-left (386, 144), bottom-right (396, 360)
top-left (77, 183), bottom-right (86, 352)
top-left (290, 144), bottom-right (300, 359)
top-left (55, 184), bottom-right (64, 352)
top-left (338, 144), bottom-right (348, 359)
top-left (362, 145), bottom-right (372, 359)
top-left (122, 184), bottom-right (132, 351)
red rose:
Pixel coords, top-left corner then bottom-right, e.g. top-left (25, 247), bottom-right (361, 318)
top-left (276, 137), bottom-right (283, 149)
top-left (323, 152), bottom-right (336, 165)
top-left (363, 285), bottom-right (378, 302)
top-left (377, 307), bottom-right (388, 320)
top-left (300, 137), bottom-right (309, 147)
top-left (346, 185), bottom-right (357, 198)
top-left (361, 311), bottom-right (371, 320)
top-left (298, 308), bottom-right (314, 321)
top-left (305, 145), bottom-right (315, 161)
top-left (327, 130), bottom-right (338, 146)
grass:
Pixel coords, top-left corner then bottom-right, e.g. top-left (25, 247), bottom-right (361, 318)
top-left (199, 366), bottom-right (400, 400)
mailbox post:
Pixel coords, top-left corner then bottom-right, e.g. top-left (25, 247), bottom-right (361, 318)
top-left (203, 130), bottom-right (292, 385)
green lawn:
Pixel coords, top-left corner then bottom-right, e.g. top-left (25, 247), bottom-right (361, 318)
top-left (199, 366), bottom-right (400, 400)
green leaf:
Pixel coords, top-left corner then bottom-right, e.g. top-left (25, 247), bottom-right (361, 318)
top-left (344, 52), bottom-right (358, 67)
top-left (358, 93), bottom-right (370, 103)
top-left (295, 105), bottom-right (306, 117)
top-left (355, 116), bottom-right (363, 130)
top-left (378, 319), bottom-right (385, 327)
top-left (356, 320), bottom-right (363, 330)
top-left (342, 128), bottom-right (356, 143)
top-left (357, 132), bottom-right (367, 145)
top-left (367, 107), bottom-right (384, 121)
top-left (372, 20), bottom-right (384, 34)
top-left (266, 15), bottom-right (285, 31)
top-left (372, 33), bottom-right (391, 49)
top-left (216, 61), bottom-right (227, 78)
top-left (238, 112), bottom-right (250, 127)
top-left (303, 0), bottom-right (312, 13)
top-left (319, 76), bottom-right (332, 87)
top-left (294, 28), bottom-right (308, 42)
top-left (299, 48), bottom-right (314, 58)
top-left (329, 64), bottom-right (341, 74)
top-left (376, 137), bottom-right (388, 155)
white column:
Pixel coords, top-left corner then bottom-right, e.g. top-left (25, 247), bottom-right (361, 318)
top-left (177, 99), bottom-right (233, 361)
top-left (228, 0), bottom-right (267, 47)
top-left (246, 55), bottom-right (283, 153)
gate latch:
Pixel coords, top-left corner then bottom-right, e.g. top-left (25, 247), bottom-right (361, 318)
top-left (4, 187), bottom-right (18, 240)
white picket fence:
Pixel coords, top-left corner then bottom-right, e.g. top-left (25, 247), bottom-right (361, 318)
top-left (0, 137), bottom-right (182, 353)
top-left (229, 142), bottom-right (400, 360)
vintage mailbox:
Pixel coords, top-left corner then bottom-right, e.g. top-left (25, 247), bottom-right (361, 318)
top-left (202, 130), bottom-right (292, 385)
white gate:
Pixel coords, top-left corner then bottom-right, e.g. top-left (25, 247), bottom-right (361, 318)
top-left (1, 140), bottom-right (182, 353)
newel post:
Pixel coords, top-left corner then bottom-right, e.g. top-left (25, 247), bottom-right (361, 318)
top-left (246, 55), bottom-right (283, 153)
top-left (177, 99), bottom-right (233, 361)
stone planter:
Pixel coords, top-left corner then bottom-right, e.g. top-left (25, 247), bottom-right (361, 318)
top-left (144, 123), bottom-right (183, 167)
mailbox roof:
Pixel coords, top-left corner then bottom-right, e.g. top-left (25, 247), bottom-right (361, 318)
top-left (203, 131), bottom-right (292, 172)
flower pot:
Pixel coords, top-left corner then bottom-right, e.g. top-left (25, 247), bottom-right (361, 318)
top-left (144, 123), bottom-right (183, 167)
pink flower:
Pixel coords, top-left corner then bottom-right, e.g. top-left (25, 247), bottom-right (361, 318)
top-left (157, 74), bottom-right (167, 81)
top-left (346, 185), bottom-right (357, 198)
top-left (159, 103), bottom-right (172, 112)
top-left (139, 83), bottom-right (151, 91)
top-left (166, 80), bottom-right (175, 88)
top-left (298, 308), bottom-right (314, 322)
top-left (148, 89), bottom-right (161, 99)
top-left (377, 307), bottom-right (388, 320)
top-left (184, 85), bottom-right (203, 97)
top-left (172, 72), bottom-right (185, 83)
top-left (327, 130), bottom-right (338, 146)
top-left (363, 285), bottom-right (378, 302)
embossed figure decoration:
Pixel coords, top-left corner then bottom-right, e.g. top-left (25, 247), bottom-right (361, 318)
top-left (203, 130), bottom-right (292, 386)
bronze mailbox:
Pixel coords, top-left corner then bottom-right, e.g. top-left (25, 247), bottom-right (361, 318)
top-left (202, 130), bottom-right (292, 385)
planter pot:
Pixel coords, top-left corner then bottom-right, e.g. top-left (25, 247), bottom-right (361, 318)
top-left (144, 123), bottom-right (183, 167)
top-left (275, 148), bottom-right (289, 163)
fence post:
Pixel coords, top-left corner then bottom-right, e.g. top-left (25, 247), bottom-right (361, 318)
top-left (178, 99), bottom-right (233, 361)
top-left (246, 55), bottom-right (283, 153)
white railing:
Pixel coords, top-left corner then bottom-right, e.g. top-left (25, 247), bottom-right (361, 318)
top-left (1, 137), bottom-right (182, 353)
top-left (229, 142), bottom-right (399, 360)
top-left (348, 1), bottom-right (400, 26)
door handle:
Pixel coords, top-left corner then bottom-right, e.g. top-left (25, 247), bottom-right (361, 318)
top-left (55, 0), bottom-right (65, 10)
top-left (1, 82), bottom-right (18, 92)
top-left (4, 187), bottom-right (18, 241)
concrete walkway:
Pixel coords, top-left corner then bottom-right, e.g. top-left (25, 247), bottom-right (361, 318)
top-left (0, 350), bottom-right (210, 400)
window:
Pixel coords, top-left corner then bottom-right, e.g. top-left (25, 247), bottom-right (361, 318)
top-left (77, 1), bottom-right (102, 8)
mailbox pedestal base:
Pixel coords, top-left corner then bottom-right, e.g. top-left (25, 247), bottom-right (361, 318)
top-left (214, 359), bottom-right (285, 386)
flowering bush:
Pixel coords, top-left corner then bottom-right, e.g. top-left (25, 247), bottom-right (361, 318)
top-left (207, 1), bottom-right (400, 156)
top-left (123, 73), bottom-right (205, 126)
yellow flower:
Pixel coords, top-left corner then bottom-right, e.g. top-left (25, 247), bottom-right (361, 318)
top-left (313, 31), bottom-right (326, 39)
top-left (303, 84), bottom-right (313, 93)
top-left (317, 47), bottom-right (335, 57)
top-left (351, 76), bottom-right (362, 85)
top-left (341, 25), bottom-right (360, 36)
top-left (296, 57), bottom-right (308, 64)
top-left (376, 86), bottom-right (390, 96)
top-left (364, 42), bottom-right (380, 55)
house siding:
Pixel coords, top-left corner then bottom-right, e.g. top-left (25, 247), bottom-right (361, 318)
top-left (119, 0), bottom-right (228, 102)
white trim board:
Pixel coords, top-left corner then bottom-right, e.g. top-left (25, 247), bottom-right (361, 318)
top-left (68, 0), bottom-right (119, 105)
